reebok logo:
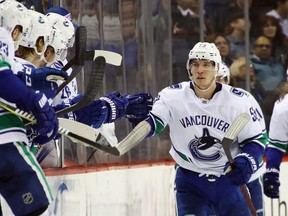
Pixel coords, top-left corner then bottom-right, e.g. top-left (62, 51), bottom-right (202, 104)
top-left (38, 94), bottom-right (48, 108)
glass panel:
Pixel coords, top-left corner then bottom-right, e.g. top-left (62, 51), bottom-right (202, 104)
top-left (54, 0), bottom-right (288, 166)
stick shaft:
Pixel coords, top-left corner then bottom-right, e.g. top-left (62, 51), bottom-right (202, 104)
top-left (221, 113), bottom-right (256, 216)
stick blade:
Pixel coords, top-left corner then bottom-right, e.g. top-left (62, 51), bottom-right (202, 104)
top-left (116, 121), bottom-right (151, 155)
top-left (221, 113), bottom-right (250, 161)
top-left (85, 50), bottom-right (122, 66)
top-left (56, 56), bottom-right (106, 116)
top-left (225, 113), bottom-right (250, 140)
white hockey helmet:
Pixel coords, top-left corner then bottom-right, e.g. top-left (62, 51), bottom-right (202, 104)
top-left (46, 13), bottom-right (75, 48)
top-left (186, 42), bottom-right (221, 78)
top-left (19, 10), bottom-right (53, 55)
top-left (0, 27), bottom-right (16, 71)
top-left (0, 0), bottom-right (32, 49)
top-left (217, 61), bottom-right (230, 84)
top-left (46, 26), bottom-right (68, 64)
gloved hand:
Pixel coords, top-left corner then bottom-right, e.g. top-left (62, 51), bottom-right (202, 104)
top-left (263, 168), bottom-right (280, 198)
top-left (17, 66), bottom-right (68, 98)
top-left (19, 91), bottom-right (59, 145)
top-left (224, 153), bottom-right (257, 185)
top-left (71, 94), bottom-right (108, 128)
top-left (53, 93), bottom-right (116, 128)
top-left (125, 93), bottom-right (153, 127)
top-left (100, 91), bottom-right (129, 123)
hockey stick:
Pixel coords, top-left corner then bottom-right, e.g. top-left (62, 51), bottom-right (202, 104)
top-left (56, 26), bottom-right (87, 95)
top-left (56, 56), bottom-right (106, 115)
top-left (85, 50), bottom-right (122, 66)
top-left (0, 108), bottom-right (112, 151)
top-left (221, 113), bottom-right (257, 216)
top-left (55, 27), bottom-right (122, 95)
top-left (0, 56), bottom-right (106, 124)
top-left (79, 120), bottom-right (151, 156)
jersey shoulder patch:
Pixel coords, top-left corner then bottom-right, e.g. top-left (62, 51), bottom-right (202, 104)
top-left (230, 87), bottom-right (249, 97)
top-left (167, 83), bottom-right (182, 89)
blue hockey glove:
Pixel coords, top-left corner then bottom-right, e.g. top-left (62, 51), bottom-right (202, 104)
top-left (71, 94), bottom-right (108, 128)
top-left (20, 91), bottom-right (59, 145)
top-left (54, 94), bottom-right (108, 128)
top-left (100, 91), bottom-right (129, 123)
top-left (263, 168), bottom-right (280, 198)
top-left (17, 66), bottom-right (68, 99)
top-left (224, 153), bottom-right (258, 185)
top-left (125, 93), bottom-right (153, 127)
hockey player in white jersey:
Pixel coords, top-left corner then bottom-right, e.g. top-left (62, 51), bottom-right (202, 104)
top-left (0, 27), bottom-right (58, 216)
top-left (263, 91), bottom-right (288, 199)
top-left (217, 61), bottom-right (266, 216)
top-left (0, 0), bottom-right (69, 99)
top-left (139, 42), bottom-right (267, 215)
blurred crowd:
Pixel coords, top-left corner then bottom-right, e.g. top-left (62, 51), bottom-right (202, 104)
top-left (172, 0), bottom-right (288, 131)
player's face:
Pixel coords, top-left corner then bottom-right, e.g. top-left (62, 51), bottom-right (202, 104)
top-left (189, 59), bottom-right (217, 88)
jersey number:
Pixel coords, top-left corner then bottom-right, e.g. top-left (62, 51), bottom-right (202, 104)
top-left (249, 107), bottom-right (262, 122)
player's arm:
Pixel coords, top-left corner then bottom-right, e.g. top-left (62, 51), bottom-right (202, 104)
top-left (0, 61), bottom-right (59, 144)
top-left (54, 91), bottom-right (153, 128)
top-left (16, 63), bottom-right (68, 99)
top-left (263, 97), bottom-right (288, 198)
top-left (143, 92), bottom-right (170, 138)
top-left (225, 96), bottom-right (267, 186)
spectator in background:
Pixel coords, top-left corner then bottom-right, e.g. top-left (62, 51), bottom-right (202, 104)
top-left (251, 35), bottom-right (286, 128)
top-left (230, 57), bottom-right (265, 103)
top-left (204, 0), bottom-right (232, 34)
top-left (266, 0), bottom-right (288, 38)
top-left (82, 0), bottom-right (101, 50)
top-left (251, 36), bottom-right (286, 92)
top-left (171, 0), bottom-right (212, 83)
top-left (205, 0), bottom-right (253, 34)
top-left (224, 11), bottom-right (251, 59)
top-left (254, 15), bottom-right (288, 67)
top-left (62, 1), bottom-right (80, 25)
top-left (212, 34), bottom-right (234, 67)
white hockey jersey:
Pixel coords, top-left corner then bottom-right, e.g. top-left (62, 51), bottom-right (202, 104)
top-left (267, 94), bottom-right (288, 153)
top-left (0, 29), bottom-right (28, 144)
top-left (151, 81), bottom-right (267, 176)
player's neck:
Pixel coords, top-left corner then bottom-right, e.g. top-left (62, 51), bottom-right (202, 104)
top-left (194, 82), bottom-right (216, 100)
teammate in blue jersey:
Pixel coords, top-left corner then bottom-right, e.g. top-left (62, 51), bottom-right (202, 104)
top-left (118, 42), bottom-right (267, 215)
top-left (0, 27), bottom-right (58, 216)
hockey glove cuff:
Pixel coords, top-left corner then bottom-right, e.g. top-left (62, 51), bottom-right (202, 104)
top-left (100, 91), bottom-right (129, 123)
top-left (224, 153), bottom-right (258, 185)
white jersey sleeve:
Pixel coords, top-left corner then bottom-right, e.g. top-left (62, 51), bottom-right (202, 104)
top-left (267, 94), bottom-right (288, 153)
top-left (0, 28), bottom-right (16, 72)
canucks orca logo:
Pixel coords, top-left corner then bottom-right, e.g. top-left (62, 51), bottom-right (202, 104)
top-left (189, 128), bottom-right (223, 161)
